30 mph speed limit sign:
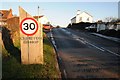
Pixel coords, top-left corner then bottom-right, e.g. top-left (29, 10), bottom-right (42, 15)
top-left (20, 18), bottom-right (38, 36)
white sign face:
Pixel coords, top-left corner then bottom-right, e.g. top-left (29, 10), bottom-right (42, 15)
top-left (20, 18), bottom-right (38, 36)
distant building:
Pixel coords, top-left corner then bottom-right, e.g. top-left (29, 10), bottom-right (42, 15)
top-left (34, 15), bottom-right (49, 25)
top-left (96, 23), bottom-right (107, 32)
top-left (0, 9), bottom-right (13, 26)
top-left (34, 15), bottom-right (52, 30)
top-left (93, 21), bottom-right (120, 32)
top-left (116, 20), bottom-right (120, 30)
top-left (71, 10), bottom-right (93, 24)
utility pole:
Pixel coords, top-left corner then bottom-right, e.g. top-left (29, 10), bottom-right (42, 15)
top-left (38, 6), bottom-right (39, 21)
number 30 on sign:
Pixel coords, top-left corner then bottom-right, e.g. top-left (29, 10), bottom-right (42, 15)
top-left (20, 18), bottom-right (38, 36)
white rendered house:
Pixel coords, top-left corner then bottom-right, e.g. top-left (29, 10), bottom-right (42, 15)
top-left (34, 15), bottom-right (49, 24)
top-left (71, 10), bottom-right (93, 24)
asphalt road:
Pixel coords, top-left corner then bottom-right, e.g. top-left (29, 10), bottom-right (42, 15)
top-left (49, 28), bottom-right (120, 79)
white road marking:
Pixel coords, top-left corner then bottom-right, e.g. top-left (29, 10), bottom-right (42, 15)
top-left (62, 29), bottom-right (105, 51)
top-left (77, 39), bottom-right (86, 44)
top-left (50, 33), bottom-right (53, 38)
top-left (54, 44), bottom-right (56, 48)
top-left (50, 32), bottom-right (58, 51)
top-left (59, 28), bottom-right (120, 57)
top-left (87, 42), bottom-right (105, 52)
top-left (52, 40), bottom-right (55, 45)
top-left (107, 49), bottom-right (120, 56)
top-left (61, 29), bottom-right (105, 52)
top-left (101, 47), bottom-right (120, 57)
top-left (63, 69), bottom-right (67, 78)
top-left (51, 37), bottom-right (54, 40)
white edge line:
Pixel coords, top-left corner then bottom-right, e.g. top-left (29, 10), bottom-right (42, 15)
top-left (63, 69), bottom-right (67, 78)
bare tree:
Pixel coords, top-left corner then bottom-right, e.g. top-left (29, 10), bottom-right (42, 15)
top-left (104, 17), bottom-right (118, 22)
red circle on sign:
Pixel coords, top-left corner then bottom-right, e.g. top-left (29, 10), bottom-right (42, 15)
top-left (20, 17), bottom-right (38, 36)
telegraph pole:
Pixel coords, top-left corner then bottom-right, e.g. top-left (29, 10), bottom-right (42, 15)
top-left (38, 6), bottom-right (39, 21)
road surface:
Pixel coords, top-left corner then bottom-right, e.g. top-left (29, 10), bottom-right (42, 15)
top-left (48, 28), bottom-right (120, 79)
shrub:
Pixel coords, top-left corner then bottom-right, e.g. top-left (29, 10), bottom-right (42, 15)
top-left (104, 29), bottom-right (117, 37)
top-left (116, 30), bottom-right (120, 38)
top-left (98, 29), bottom-right (117, 37)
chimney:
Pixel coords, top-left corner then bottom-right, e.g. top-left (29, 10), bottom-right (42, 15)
top-left (9, 8), bottom-right (12, 12)
top-left (77, 10), bottom-right (80, 15)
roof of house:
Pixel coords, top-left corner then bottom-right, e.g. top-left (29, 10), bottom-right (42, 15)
top-left (0, 9), bottom-right (13, 21)
top-left (82, 11), bottom-right (93, 17)
top-left (71, 16), bottom-right (76, 20)
top-left (33, 15), bottom-right (44, 19)
top-left (71, 11), bottom-right (93, 20)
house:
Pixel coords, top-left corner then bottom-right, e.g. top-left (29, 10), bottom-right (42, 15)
top-left (116, 20), bottom-right (120, 31)
top-left (106, 23), bottom-right (115, 30)
top-left (94, 22), bottom-right (119, 32)
top-left (33, 15), bottom-right (52, 30)
top-left (0, 9), bottom-right (13, 26)
top-left (33, 15), bottom-right (43, 22)
top-left (34, 15), bottom-right (49, 25)
top-left (71, 10), bottom-right (93, 24)
top-left (96, 22), bottom-right (107, 32)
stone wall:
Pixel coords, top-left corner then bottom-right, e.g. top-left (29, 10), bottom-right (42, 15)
top-left (7, 17), bottom-right (19, 33)
top-left (6, 17), bottom-right (20, 47)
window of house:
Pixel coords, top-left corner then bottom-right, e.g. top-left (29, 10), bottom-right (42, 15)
top-left (79, 17), bottom-right (82, 21)
top-left (87, 18), bottom-right (89, 21)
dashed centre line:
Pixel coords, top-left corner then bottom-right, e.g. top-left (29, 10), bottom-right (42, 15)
top-left (60, 28), bottom-right (120, 57)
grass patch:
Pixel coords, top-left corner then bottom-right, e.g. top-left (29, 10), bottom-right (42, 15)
top-left (2, 36), bottom-right (60, 79)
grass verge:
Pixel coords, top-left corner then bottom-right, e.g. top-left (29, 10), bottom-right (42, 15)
top-left (2, 35), bottom-right (60, 79)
